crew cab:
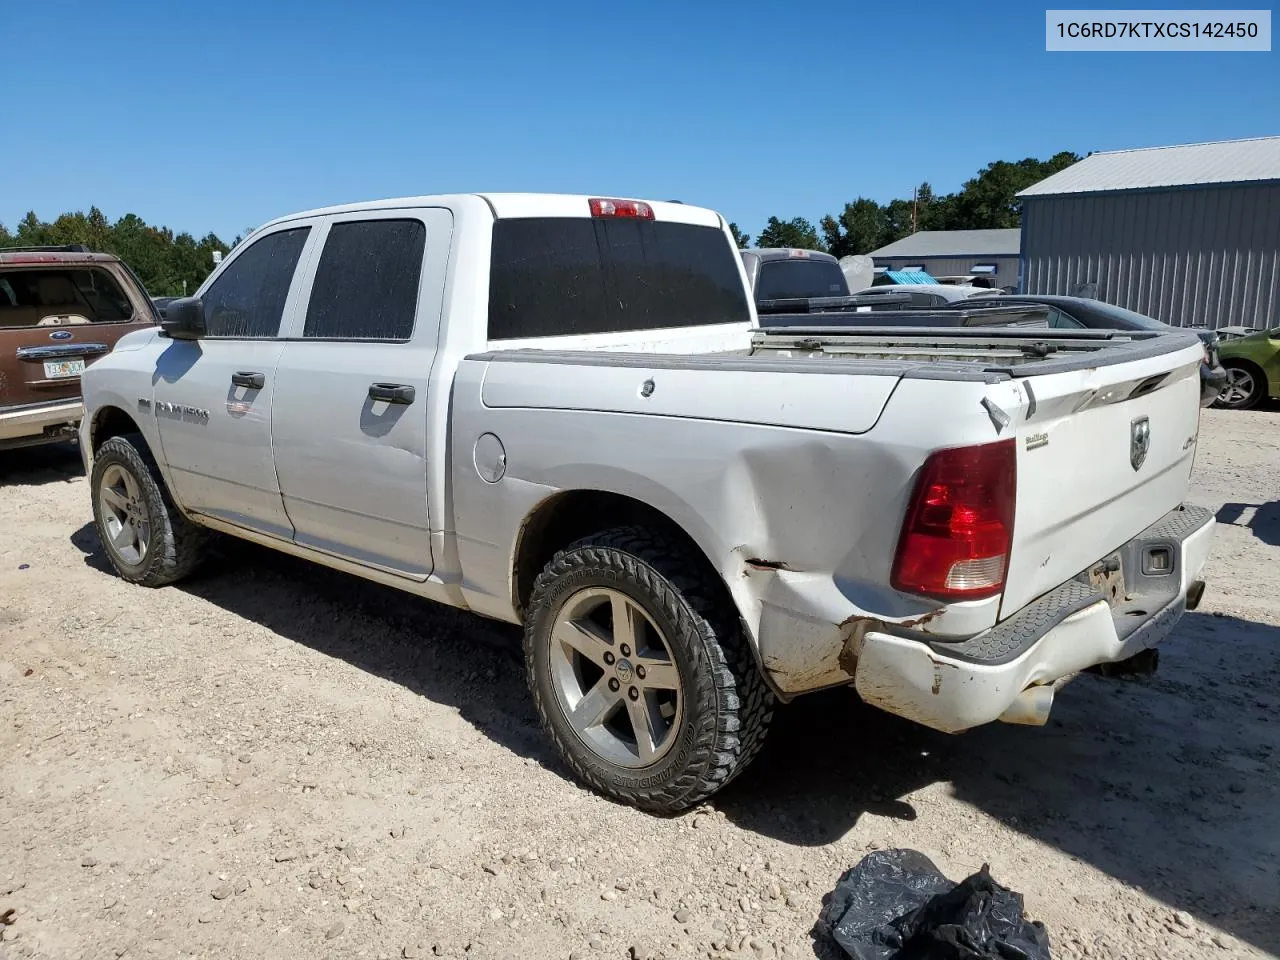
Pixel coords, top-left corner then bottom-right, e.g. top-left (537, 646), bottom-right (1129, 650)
top-left (78, 193), bottom-right (1215, 812)
top-left (0, 245), bottom-right (157, 450)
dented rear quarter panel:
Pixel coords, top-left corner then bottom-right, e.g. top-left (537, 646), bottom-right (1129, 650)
top-left (448, 332), bottom-right (1203, 700)
top-left (449, 356), bottom-right (1027, 696)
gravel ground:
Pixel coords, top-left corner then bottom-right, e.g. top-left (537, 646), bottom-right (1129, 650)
top-left (1, 407), bottom-right (1277, 960)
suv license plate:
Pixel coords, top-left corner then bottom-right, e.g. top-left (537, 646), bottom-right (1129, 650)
top-left (44, 359), bottom-right (86, 379)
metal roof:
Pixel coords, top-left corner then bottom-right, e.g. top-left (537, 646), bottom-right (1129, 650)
top-left (1018, 137), bottom-right (1280, 197)
top-left (260, 192), bottom-right (722, 231)
top-left (868, 229), bottom-right (1021, 258)
top-left (0, 249), bottom-right (120, 264)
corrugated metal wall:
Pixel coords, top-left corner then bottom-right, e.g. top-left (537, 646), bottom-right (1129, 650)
top-left (1021, 183), bottom-right (1280, 330)
top-left (872, 255), bottom-right (1020, 290)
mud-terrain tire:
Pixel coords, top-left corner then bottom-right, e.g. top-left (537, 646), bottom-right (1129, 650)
top-left (524, 526), bottom-right (774, 813)
top-left (90, 433), bottom-right (208, 587)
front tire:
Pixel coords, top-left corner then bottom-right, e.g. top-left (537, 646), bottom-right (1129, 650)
top-left (90, 433), bottom-right (208, 586)
top-left (1214, 362), bottom-right (1265, 410)
top-left (524, 526), bottom-right (773, 813)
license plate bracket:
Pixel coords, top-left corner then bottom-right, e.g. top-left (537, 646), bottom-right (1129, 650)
top-left (1089, 552), bottom-right (1127, 607)
top-left (43, 358), bottom-right (86, 379)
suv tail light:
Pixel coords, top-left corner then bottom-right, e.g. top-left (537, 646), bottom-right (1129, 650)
top-left (891, 439), bottom-right (1016, 600)
top-left (589, 198), bottom-right (654, 220)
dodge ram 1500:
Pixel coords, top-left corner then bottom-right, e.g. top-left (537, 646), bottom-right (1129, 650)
top-left (78, 193), bottom-right (1214, 811)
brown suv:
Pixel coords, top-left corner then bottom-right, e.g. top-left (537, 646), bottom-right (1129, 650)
top-left (0, 245), bottom-right (157, 450)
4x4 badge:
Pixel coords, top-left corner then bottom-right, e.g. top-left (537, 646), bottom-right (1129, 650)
top-left (1130, 416), bottom-right (1151, 471)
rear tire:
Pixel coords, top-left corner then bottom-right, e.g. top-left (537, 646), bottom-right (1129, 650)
top-left (90, 433), bottom-right (208, 586)
top-left (1214, 362), bottom-right (1265, 410)
top-left (524, 526), bottom-right (773, 813)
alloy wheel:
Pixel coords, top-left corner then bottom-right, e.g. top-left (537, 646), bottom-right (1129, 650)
top-left (548, 587), bottom-right (683, 768)
top-left (1219, 367), bottom-right (1256, 408)
top-left (97, 463), bottom-right (151, 565)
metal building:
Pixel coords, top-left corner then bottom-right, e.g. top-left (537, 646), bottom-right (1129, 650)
top-left (868, 229), bottom-right (1021, 290)
top-left (1018, 137), bottom-right (1280, 330)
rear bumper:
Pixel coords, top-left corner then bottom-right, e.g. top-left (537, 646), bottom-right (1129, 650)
top-left (853, 503), bottom-right (1215, 733)
top-left (0, 399), bottom-right (83, 446)
top-left (1200, 363), bottom-right (1228, 407)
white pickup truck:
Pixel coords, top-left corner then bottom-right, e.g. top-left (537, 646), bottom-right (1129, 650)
top-left (79, 193), bottom-right (1214, 812)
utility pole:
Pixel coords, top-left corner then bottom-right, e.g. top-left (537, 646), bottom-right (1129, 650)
top-left (912, 186), bottom-right (918, 234)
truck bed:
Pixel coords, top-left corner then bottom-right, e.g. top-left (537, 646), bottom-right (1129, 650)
top-left (749, 325), bottom-right (1200, 372)
top-left (475, 326), bottom-right (1202, 379)
top-left (471, 324), bottom-right (1204, 628)
top-left (758, 303), bottom-right (1051, 329)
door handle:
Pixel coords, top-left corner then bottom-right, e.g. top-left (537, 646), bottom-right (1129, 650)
top-left (368, 382), bottom-right (415, 405)
top-left (16, 342), bottom-right (109, 360)
top-left (231, 371), bottom-right (266, 389)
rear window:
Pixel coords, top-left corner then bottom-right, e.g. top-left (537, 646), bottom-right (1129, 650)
top-left (0, 267), bottom-right (134, 328)
top-left (488, 218), bottom-right (750, 340)
top-left (755, 259), bottom-right (849, 301)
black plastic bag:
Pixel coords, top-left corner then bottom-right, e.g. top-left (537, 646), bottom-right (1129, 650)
top-left (819, 849), bottom-right (1051, 960)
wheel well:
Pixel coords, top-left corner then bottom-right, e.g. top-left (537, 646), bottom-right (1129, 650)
top-left (513, 490), bottom-right (714, 616)
top-left (91, 406), bottom-right (143, 452)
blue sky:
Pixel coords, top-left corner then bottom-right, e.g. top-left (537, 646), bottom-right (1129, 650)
top-left (4, 0), bottom-right (1277, 242)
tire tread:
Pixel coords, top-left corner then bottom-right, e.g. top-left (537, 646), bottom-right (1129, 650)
top-left (91, 433), bottom-right (208, 587)
top-left (524, 525), bottom-right (773, 813)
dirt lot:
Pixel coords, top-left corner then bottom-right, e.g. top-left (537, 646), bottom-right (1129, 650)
top-left (1, 407), bottom-right (1278, 960)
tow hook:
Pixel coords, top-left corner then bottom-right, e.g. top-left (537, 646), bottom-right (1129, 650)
top-left (1090, 648), bottom-right (1160, 679)
top-left (1186, 579), bottom-right (1206, 611)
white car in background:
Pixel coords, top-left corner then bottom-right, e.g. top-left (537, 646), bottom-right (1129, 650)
top-left (851, 282), bottom-right (998, 307)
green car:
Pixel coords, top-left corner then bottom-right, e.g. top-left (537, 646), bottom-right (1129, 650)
top-left (1215, 326), bottom-right (1280, 410)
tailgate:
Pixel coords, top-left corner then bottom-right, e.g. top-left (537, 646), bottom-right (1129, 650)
top-left (0, 328), bottom-right (111, 406)
top-left (1001, 340), bottom-right (1203, 616)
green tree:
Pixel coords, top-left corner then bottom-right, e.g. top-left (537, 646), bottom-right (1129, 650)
top-left (820, 198), bottom-right (889, 257)
top-left (756, 216), bottom-right (823, 251)
top-left (86, 206), bottom-right (111, 251)
top-left (728, 222), bottom-right (751, 248)
top-left (15, 211), bottom-right (48, 246)
top-left (2, 208), bottom-right (230, 296)
top-left (949, 152), bottom-right (1080, 228)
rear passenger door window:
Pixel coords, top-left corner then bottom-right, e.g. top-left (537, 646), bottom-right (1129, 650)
top-left (304, 219), bottom-right (426, 340)
top-left (202, 227), bottom-right (310, 338)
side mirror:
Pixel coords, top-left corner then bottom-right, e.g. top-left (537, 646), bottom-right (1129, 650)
top-left (161, 297), bottom-right (206, 340)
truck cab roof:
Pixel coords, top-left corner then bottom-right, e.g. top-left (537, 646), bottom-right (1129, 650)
top-left (258, 193), bottom-right (725, 232)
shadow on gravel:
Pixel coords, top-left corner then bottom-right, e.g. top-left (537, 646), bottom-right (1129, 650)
top-left (0, 441), bottom-right (83, 487)
top-left (718, 611), bottom-right (1280, 956)
top-left (1215, 501), bottom-right (1280, 547)
top-left (67, 521), bottom-right (1280, 954)
top-left (69, 522), bottom-right (555, 771)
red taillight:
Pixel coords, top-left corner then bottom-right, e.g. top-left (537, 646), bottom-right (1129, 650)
top-left (589, 198), bottom-right (654, 220)
top-left (891, 439), bottom-right (1016, 601)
